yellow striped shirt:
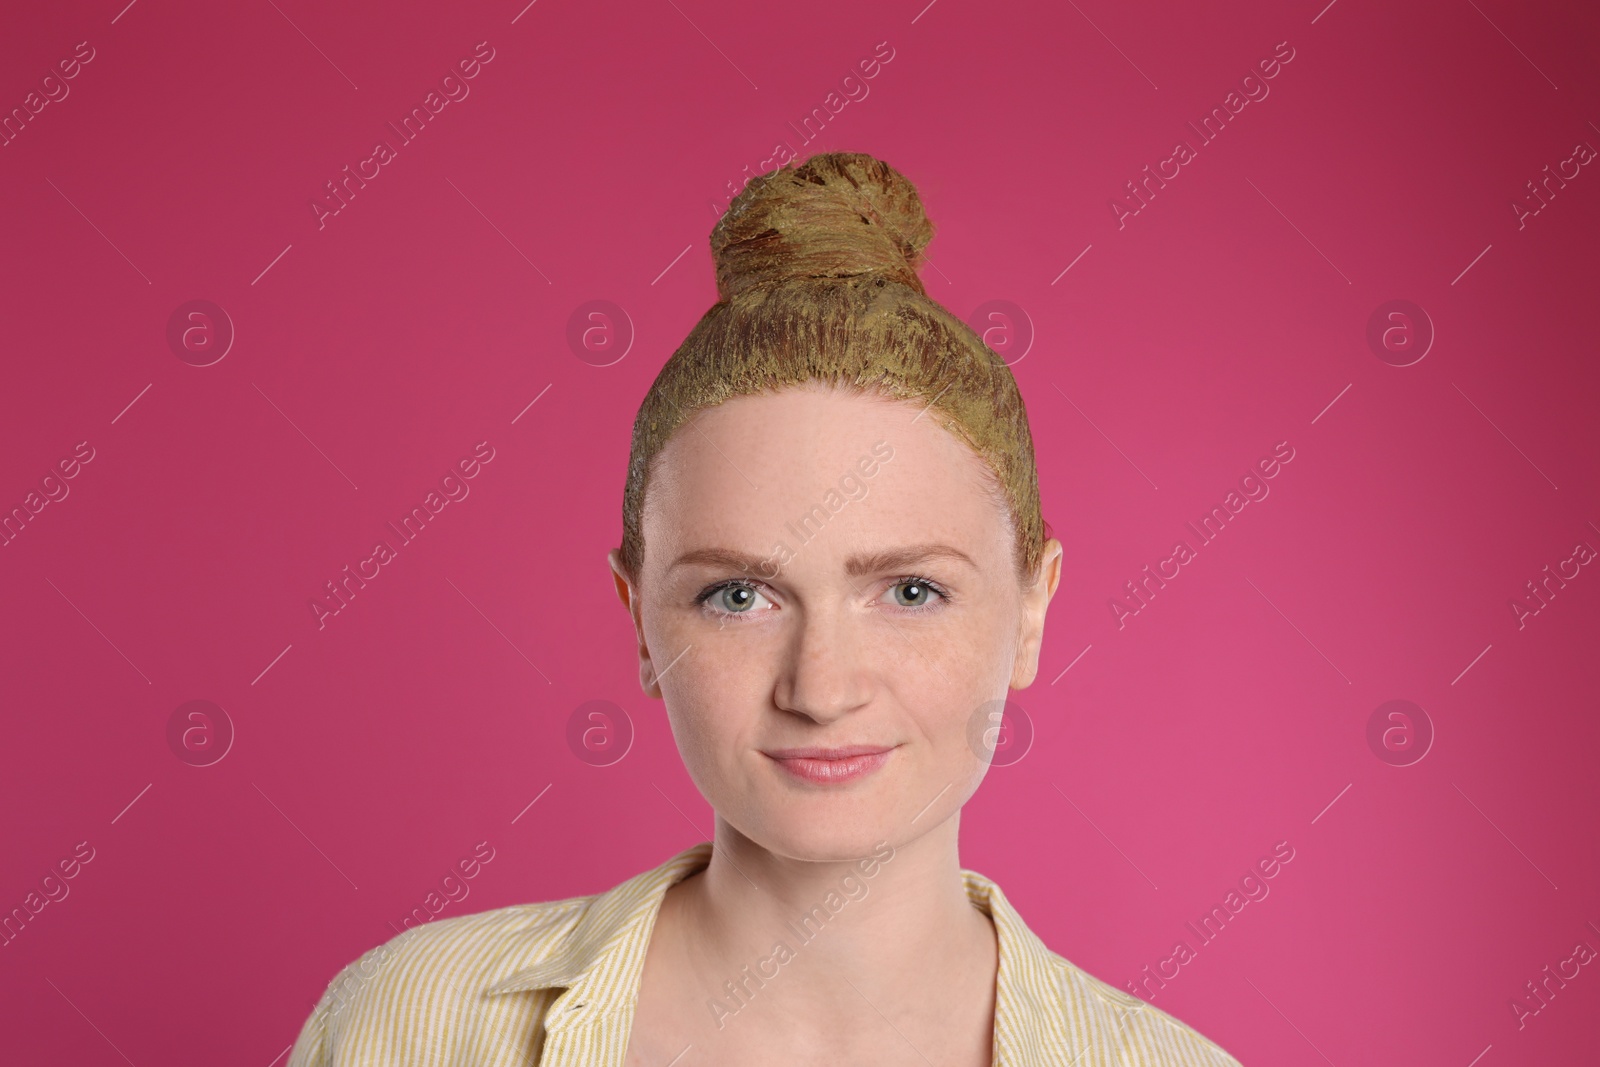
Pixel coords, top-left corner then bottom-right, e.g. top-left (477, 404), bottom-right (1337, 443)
top-left (287, 841), bottom-right (1242, 1066)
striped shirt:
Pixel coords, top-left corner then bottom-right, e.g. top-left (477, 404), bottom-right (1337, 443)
top-left (287, 841), bottom-right (1242, 1066)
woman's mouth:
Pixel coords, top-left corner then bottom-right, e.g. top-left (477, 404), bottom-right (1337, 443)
top-left (763, 745), bottom-right (896, 785)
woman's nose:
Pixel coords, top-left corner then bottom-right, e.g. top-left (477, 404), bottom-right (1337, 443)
top-left (771, 606), bottom-right (874, 723)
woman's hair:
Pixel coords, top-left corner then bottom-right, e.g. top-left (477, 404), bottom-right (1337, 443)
top-left (618, 151), bottom-right (1047, 584)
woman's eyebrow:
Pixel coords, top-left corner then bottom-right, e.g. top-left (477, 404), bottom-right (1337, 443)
top-left (668, 547), bottom-right (768, 575)
top-left (666, 543), bottom-right (977, 578)
top-left (844, 544), bottom-right (977, 577)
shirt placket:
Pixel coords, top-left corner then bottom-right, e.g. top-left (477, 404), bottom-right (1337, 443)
top-left (537, 984), bottom-right (634, 1067)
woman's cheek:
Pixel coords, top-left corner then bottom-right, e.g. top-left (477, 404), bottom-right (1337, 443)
top-left (668, 665), bottom-right (748, 782)
top-left (665, 707), bottom-right (724, 804)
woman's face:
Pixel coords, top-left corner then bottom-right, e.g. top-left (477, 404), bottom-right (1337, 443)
top-left (609, 383), bottom-right (1062, 861)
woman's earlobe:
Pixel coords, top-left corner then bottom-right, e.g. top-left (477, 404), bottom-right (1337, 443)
top-left (640, 662), bottom-right (663, 700)
top-left (1009, 633), bottom-right (1042, 690)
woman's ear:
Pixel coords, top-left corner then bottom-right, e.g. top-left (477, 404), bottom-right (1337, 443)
top-left (608, 549), bottom-right (663, 699)
top-left (607, 549), bottom-right (634, 612)
top-left (1010, 538), bottom-right (1064, 690)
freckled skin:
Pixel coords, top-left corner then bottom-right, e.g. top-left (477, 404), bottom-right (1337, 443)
top-left (608, 382), bottom-right (1063, 1065)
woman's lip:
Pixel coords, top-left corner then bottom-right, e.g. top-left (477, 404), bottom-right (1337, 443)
top-left (763, 745), bottom-right (896, 759)
top-left (764, 748), bottom-right (894, 784)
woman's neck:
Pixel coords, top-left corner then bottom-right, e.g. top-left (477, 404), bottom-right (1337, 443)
top-left (696, 815), bottom-right (972, 953)
top-left (656, 814), bottom-right (999, 1058)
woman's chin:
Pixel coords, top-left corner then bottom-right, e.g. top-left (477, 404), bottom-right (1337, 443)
top-left (737, 808), bottom-right (901, 863)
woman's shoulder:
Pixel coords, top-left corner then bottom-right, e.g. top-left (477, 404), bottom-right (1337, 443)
top-left (972, 870), bottom-right (1243, 1065)
top-left (285, 891), bottom-right (596, 1067)
top-left (352, 889), bottom-right (596, 983)
top-left (1042, 951), bottom-right (1244, 1067)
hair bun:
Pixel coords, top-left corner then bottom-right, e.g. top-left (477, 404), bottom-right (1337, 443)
top-left (711, 152), bottom-right (934, 301)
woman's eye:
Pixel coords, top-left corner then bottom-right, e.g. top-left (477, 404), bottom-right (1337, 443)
top-left (704, 582), bottom-right (772, 615)
top-left (885, 578), bottom-right (943, 608)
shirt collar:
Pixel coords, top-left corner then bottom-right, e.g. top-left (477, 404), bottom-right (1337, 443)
top-left (482, 843), bottom-right (715, 1011)
top-left (483, 840), bottom-right (1072, 1060)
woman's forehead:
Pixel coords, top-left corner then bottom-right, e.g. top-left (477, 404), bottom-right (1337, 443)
top-left (640, 387), bottom-right (1007, 565)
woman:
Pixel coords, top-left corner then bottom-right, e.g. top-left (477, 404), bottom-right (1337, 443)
top-left (288, 152), bottom-right (1242, 1066)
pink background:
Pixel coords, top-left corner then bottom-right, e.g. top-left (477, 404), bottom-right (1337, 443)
top-left (2, 0), bottom-right (1597, 1063)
